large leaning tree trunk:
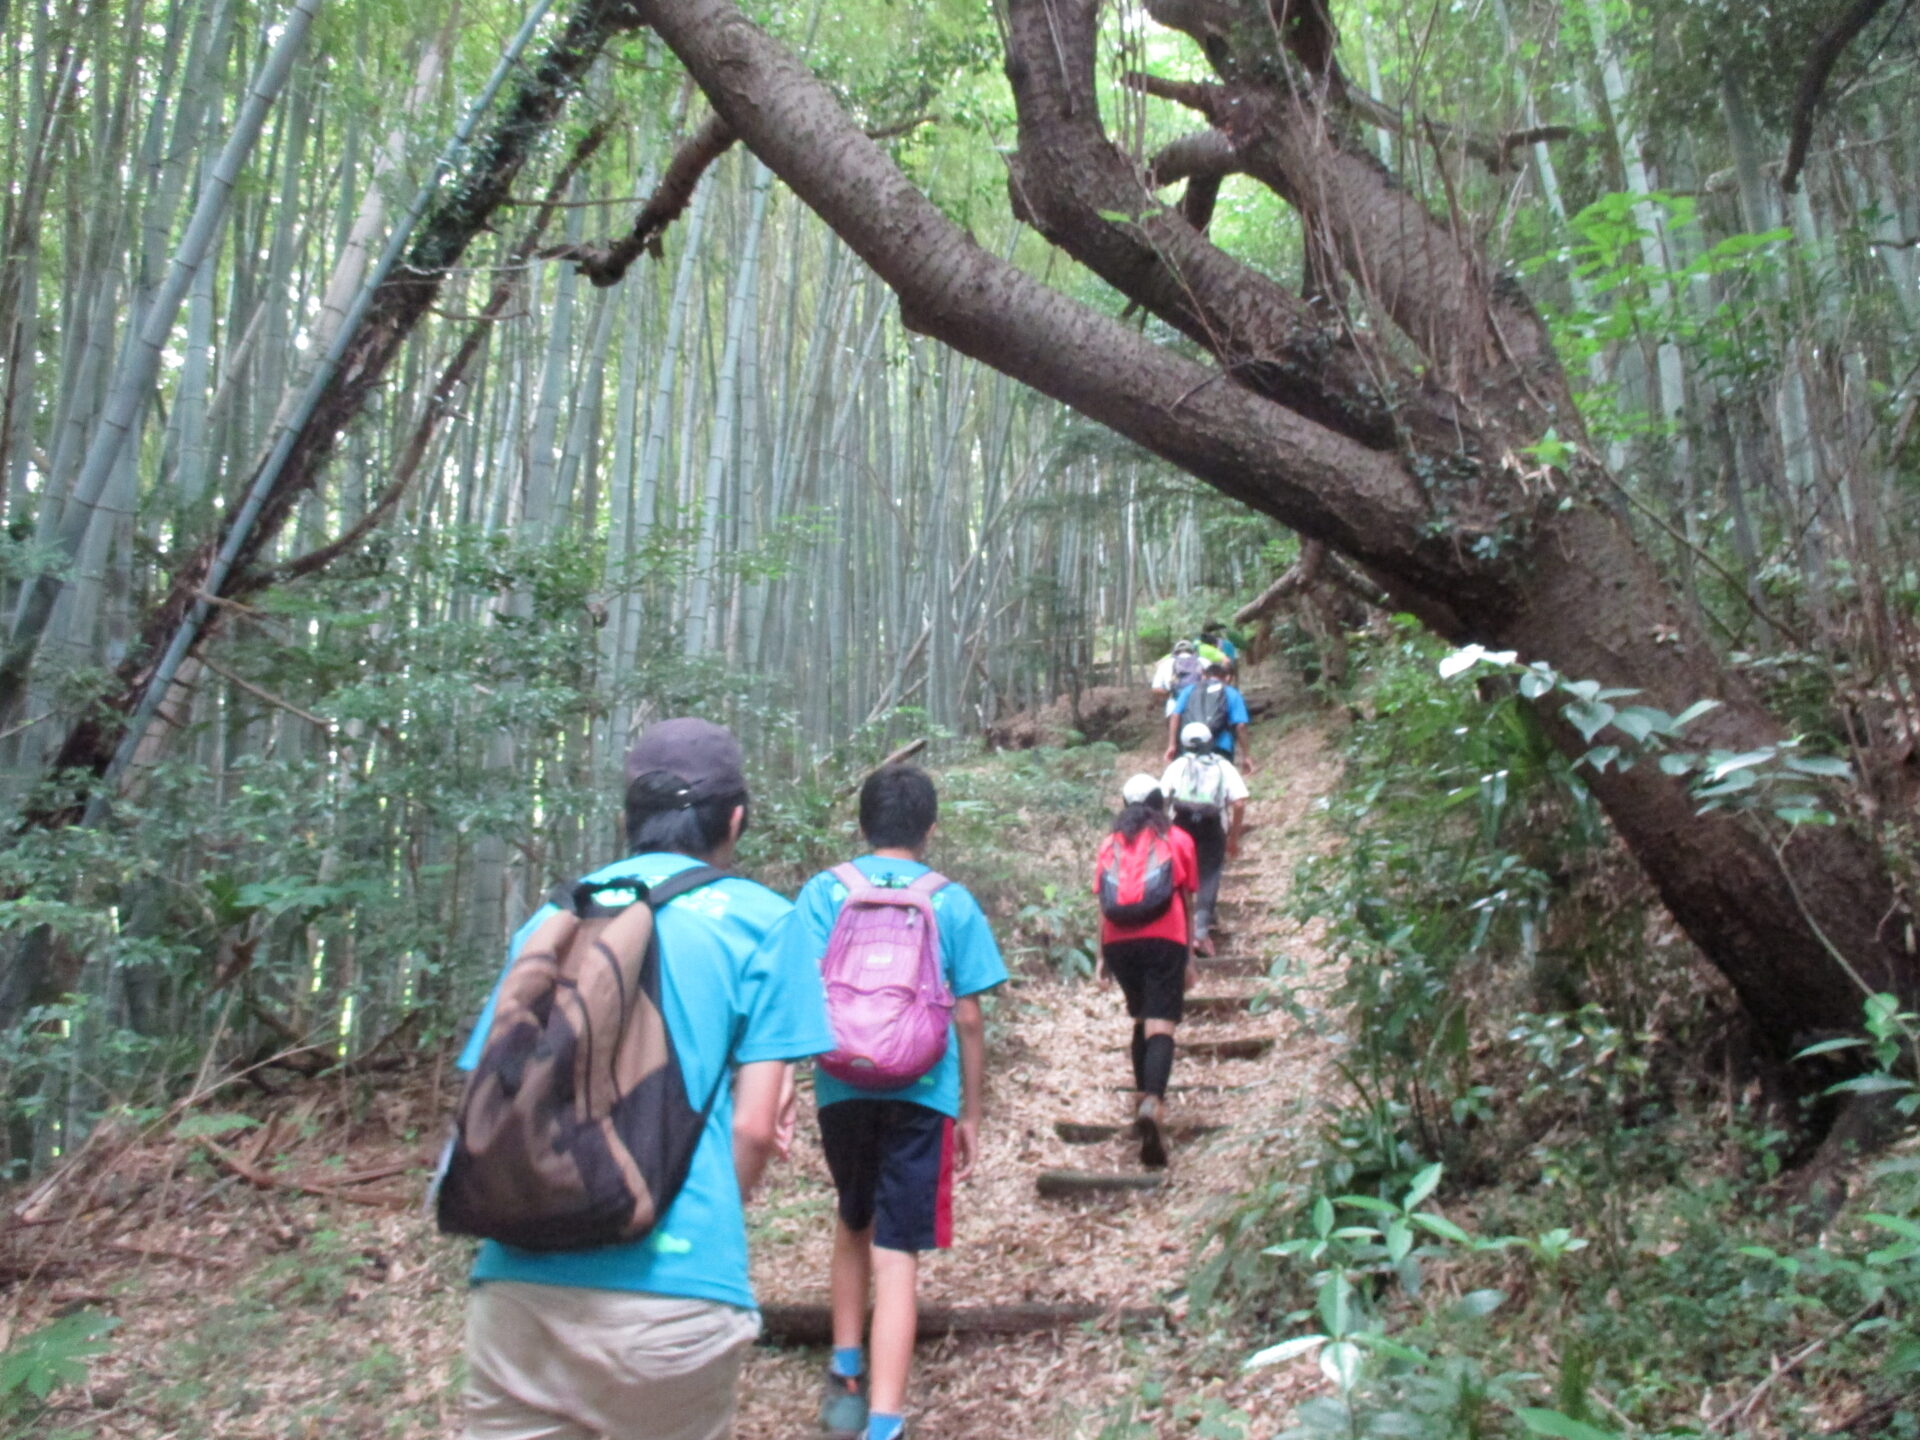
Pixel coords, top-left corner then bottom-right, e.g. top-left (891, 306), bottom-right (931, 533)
top-left (629, 0), bottom-right (1917, 1104)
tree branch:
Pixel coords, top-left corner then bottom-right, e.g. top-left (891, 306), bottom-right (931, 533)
top-left (628, 0), bottom-right (1485, 599)
top-left (258, 120), bottom-right (617, 590)
top-left (1235, 540), bottom-right (1326, 624)
top-left (1147, 130), bottom-right (1240, 232)
top-left (1343, 85), bottom-right (1572, 174)
top-left (28, 0), bottom-right (648, 823)
top-left (548, 111), bottom-right (936, 288)
top-left (1233, 539), bottom-right (1388, 624)
top-left (549, 109), bottom-right (736, 285)
top-left (1146, 129), bottom-right (1240, 187)
top-left (1781, 0), bottom-right (1895, 193)
top-left (1123, 71), bottom-right (1220, 112)
top-left (1002, 0), bottom-right (1402, 447)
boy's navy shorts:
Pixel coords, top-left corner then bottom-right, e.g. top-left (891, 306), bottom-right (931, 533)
top-left (818, 1098), bottom-right (954, 1253)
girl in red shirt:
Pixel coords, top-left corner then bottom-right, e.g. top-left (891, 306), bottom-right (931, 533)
top-left (1093, 773), bottom-right (1199, 1167)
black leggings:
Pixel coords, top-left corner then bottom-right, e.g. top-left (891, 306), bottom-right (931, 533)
top-left (1174, 813), bottom-right (1226, 939)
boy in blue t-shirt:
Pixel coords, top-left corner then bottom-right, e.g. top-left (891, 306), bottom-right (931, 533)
top-left (1165, 661), bottom-right (1254, 774)
top-left (779, 766), bottom-right (1007, 1440)
top-left (457, 719), bottom-right (834, 1440)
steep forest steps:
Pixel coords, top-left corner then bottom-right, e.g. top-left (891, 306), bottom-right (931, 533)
top-left (1053, 1120), bottom-right (1228, 1144)
top-left (734, 703), bottom-right (1347, 1434)
top-left (0, 694), bottom-right (1344, 1439)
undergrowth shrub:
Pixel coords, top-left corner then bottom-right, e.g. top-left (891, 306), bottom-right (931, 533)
top-left (1202, 619), bottom-right (1918, 1436)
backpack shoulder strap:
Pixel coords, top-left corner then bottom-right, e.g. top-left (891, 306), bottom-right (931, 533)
top-left (640, 863), bottom-right (729, 908)
top-left (830, 861), bottom-right (873, 897)
top-left (906, 870), bottom-right (949, 896)
top-left (550, 863), bottom-right (727, 917)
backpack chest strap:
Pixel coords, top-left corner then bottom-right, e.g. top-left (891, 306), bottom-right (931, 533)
top-left (832, 862), bottom-right (947, 901)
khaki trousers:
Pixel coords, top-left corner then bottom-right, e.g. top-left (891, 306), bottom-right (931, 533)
top-left (463, 1280), bottom-right (760, 1440)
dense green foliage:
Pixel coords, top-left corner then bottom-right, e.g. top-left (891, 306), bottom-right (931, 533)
top-left (2, 0), bottom-right (1920, 1430)
top-left (1193, 625), bottom-right (1920, 1436)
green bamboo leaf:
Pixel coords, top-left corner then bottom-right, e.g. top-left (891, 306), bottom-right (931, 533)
top-left (1404, 1162), bottom-right (1443, 1210)
top-left (1412, 1212), bottom-right (1472, 1245)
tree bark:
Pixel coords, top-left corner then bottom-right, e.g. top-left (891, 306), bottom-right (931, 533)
top-left (632, 0), bottom-right (1919, 1087)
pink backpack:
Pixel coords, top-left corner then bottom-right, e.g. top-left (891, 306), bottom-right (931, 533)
top-left (817, 863), bottom-right (954, 1089)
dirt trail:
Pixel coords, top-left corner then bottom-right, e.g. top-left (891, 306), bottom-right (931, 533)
top-left (0, 696), bottom-right (1347, 1440)
top-left (737, 701), bottom-right (1347, 1437)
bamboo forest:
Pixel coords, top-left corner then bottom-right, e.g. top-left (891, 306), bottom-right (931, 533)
top-left (1, 0), bottom-right (1918, 1434)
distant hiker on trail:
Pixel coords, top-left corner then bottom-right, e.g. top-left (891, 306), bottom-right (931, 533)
top-left (1149, 638), bottom-right (1206, 709)
top-left (1200, 622), bottom-right (1238, 674)
top-left (442, 718), bottom-right (835, 1440)
top-left (1094, 773), bottom-right (1199, 1169)
top-left (777, 764), bottom-right (1008, 1440)
top-left (1165, 660), bottom-right (1253, 774)
top-left (1160, 725), bottom-right (1249, 959)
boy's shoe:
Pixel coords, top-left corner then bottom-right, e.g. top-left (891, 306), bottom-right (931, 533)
top-left (820, 1368), bottom-right (870, 1438)
top-left (1135, 1095), bottom-right (1169, 1169)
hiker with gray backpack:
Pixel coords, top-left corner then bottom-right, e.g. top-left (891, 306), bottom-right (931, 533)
top-left (773, 764), bottom-right (1008, 1440)
top-left (438, 718), bottom-right (834, 1440)
top-left (1160, 721), bottom-right (1250, 958)
top-left (1164, 659), bottom-right (1253, 773)
top-left (1150, 638), bottom-right (1207, 712)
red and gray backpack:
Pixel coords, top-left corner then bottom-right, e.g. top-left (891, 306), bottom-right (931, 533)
top-left (1096, 828), bottom-right (1177, 925)
top-left (817, 864), bottom-right (955, 1089)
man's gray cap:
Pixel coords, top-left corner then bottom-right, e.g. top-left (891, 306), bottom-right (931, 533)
top-left (623, 717), bottom-right (748, 800)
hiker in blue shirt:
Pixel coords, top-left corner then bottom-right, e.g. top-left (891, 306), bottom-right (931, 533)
top-left (778, 765), bottom-right (1007, 1440)
top-left (1165, 660), bottom-right (1254, 774)
top-left (456, 719), bottom-right (834, 1440)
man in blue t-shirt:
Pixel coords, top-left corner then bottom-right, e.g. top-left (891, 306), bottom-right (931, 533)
top-left (779, 765), bottom-right (1007, 1440)
top-left (457, 719), bottom-right (834, 1440)
top-left (1165, 661), bottom-right (1254, 774)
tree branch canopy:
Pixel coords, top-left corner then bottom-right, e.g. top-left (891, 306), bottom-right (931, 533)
top-left (630, 0), bottom-right (1920, 1085)
top-left (547, 109), bottom-right (737, 285)
top-left (624, 0), bottom-right (1459, 592)
top-left (1781, 0), bottom-right (1895, 193)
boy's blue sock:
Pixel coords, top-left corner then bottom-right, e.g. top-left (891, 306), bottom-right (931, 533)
top-left (831, 1346), bottom-right (866, 1379)
top-left (867, 1414), bottom-right (905, 1440)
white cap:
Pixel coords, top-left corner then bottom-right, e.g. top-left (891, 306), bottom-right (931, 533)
top-left (1181, 721), bottom-right (1214, 749)
top-left (1121, 772), bottom-right (1161, 805)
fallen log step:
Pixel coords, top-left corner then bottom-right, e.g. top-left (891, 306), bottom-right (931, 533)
top-left (1181, 1035), bottom-right (1274, 1061)
top-left (1036, 1169), bottom-right (1168, 1198)
top-left (759, 1300), bottom-right (1165, 1346)
top-left (1196, 954), bottom-right (1267, 977)
top-left (1183, 994), bottom-right (1256, 1018)
top-left (1055, 1120), bottom-right (1227, 1144)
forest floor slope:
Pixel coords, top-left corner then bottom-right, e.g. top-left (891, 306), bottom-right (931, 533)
top-left (1, 688), bottom-right (1346, 1439)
